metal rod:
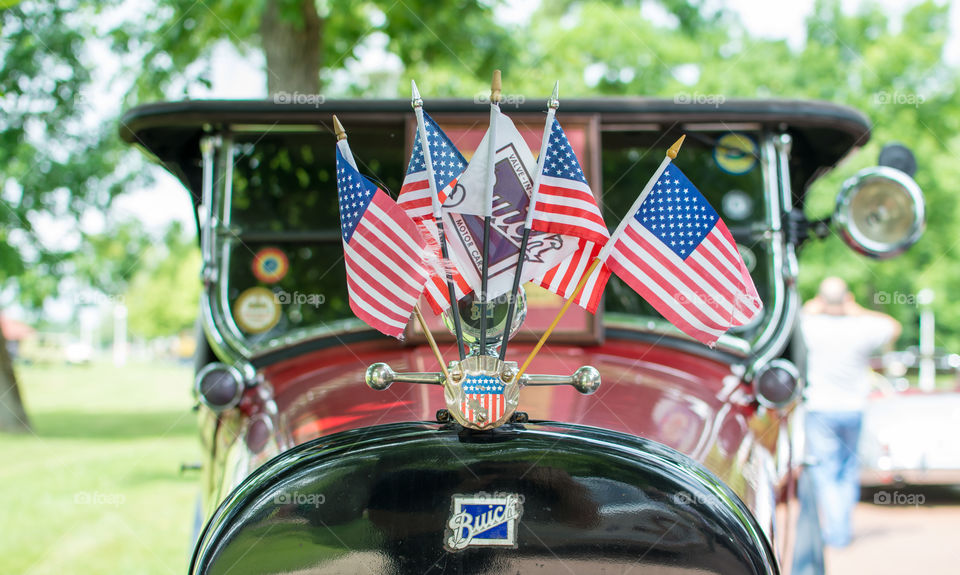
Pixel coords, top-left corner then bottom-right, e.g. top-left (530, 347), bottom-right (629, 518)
top-left (437, 219), bottom-right (465, 360)
top-left (479, 215), bottom-right (492, 351)
top-left (499, 82), bottom-right (559, 361)
top-left (498, 227), bottom-right (530, 360)
top-left (411, 81), bottom-right (466, 359)
top-left (413, 305), bottom-right (450, 381)
top-left (479, 70), bottom-right (502, 353)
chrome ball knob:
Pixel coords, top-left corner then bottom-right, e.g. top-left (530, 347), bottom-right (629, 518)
top-left (365, 363), bottom-right (394, 391)
top-left (572, 366), bottom-right (601, 395)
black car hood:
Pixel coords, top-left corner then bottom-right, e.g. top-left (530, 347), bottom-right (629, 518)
top-left (191, 421), bottom-right (776, 575)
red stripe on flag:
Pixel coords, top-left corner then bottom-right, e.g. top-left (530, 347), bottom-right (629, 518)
top-left (345, 270), bottom-right (410, 326)
top-left (606, 249), bottom-right (721, 344)
top-left (622, 226), bottom-right (735, 323)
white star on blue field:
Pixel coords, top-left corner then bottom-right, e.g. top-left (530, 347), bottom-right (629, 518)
top-left (335, 148), bottom-right (376, 243)
top-left (463, 375), bottom-right (504, 395)
top-left (540, 118), bottom-right (587, 184)
top-left (634, 166), bottom-right (719, 259)
top-left (405, 112), bottom-right (467, 188)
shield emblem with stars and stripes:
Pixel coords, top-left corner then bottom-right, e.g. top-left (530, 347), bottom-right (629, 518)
top-left (460, 374), bottom-right (506, 428)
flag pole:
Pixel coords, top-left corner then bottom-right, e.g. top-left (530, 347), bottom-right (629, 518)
top-left (498, 81), bottom-right (559, 361)
top-left (411, 81), bottom-right (466, 360)
top-left (515, 135), bottom-right (686, 380)
top-left (479, 70), bottom-right (502, 353)
top-left (413, 306), bottom-right (451, 381)
top-left (336, 114), bottom-right (450, 378)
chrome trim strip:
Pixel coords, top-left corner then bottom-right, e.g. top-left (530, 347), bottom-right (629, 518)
top-left (198, 135), bottom-right (255, 378)
top-left (747, 134), bottom-right (800, 376)
top-left (199, 136), bottom-right (219, 285)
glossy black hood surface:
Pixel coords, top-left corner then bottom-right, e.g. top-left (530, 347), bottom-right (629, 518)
top-left (192, 422), bottom-right (776, 575)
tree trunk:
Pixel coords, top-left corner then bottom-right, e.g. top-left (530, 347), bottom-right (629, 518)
top-left (0, 315), bottom-right (31, 433)
top-left (261, 0), bottom-right (323, 95)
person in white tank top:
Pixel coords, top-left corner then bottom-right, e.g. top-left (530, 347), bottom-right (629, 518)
top-left (800, 277), bottom-right (901, 548)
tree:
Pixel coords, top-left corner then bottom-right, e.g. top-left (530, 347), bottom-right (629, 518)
top-left (124, 0), bottom-right (516, 98)
top-left (1, 1), bottom-right (134, 432)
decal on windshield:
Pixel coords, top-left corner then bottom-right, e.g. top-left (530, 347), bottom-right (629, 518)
top-left (714, 133), bottom-right (758, 175)
top-left (233, 287), bottom-right (281, 334)
top-left (251, 247), bottom-right (289, 284)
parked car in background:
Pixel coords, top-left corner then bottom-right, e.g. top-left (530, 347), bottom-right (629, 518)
top-left (861, 353), bottom-right (960, 488)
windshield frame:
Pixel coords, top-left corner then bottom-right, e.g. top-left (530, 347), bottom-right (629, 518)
top-left (196, 123), bottom-right (798, 371)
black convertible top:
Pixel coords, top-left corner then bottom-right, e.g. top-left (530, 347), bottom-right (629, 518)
top-left (120, 98), bottom-right (871, 208)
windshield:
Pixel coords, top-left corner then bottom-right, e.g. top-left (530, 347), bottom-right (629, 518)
top-left (221, 123), bottom-right (407, 342)
top-left (215, 120), bottom-right (772, 352)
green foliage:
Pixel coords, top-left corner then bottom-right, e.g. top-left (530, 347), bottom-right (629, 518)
top-left (1, 1), bottom-right (137, 306)
top-left (125, 224), bottom-right (202, 339)
top-left (122, 0), bottom-right (514, 99)
top-left (70, 221), bottom-right (153, 297)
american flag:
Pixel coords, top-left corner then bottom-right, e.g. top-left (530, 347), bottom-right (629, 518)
top-left (603, 164), bottom-right (762, 345)
top-left (460, 374), bottom-right (505, 427)
top-left (531, 118), bottom-right (610, 313)
top-left (398, 111), bottom-right (472, 314)
top-left (336, 144), bottom-right (431, 338)
top-left (531, 118), bottom-right (608, 245)
top-left (399, 111), bottom-right (467, 220)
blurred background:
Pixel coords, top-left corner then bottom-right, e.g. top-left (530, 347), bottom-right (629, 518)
top-left (1, 0), bottom-right (958, 573)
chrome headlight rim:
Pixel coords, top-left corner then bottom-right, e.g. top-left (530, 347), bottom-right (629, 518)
top-left (835, 165), bottom-right (925, 259)
top-left (194, 362), bottom-right (246, 412)
top-left (752, 358), bottom-right (803, 410)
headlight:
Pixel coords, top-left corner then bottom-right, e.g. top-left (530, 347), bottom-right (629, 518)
top-left (834, 166), bottom-right (925, 259)
top-left (195, 362), bottom-right (245, 412)
top-left (753, 359), bottom-right (802, 409)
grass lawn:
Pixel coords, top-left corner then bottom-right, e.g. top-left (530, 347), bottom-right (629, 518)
top-left (1, 361), bottom-right (201, 575)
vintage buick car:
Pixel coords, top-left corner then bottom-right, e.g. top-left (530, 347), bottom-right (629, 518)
top-left (121, 97), bottom-right (924, 574)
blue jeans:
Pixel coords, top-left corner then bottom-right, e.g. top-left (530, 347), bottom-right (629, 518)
top-left (805, 410), bottom-right (863, 548)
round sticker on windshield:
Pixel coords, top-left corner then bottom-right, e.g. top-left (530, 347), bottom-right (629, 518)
top-left (714, 133), bottom-right (758, 175)
top-left (233, 287), bottom-right (281, 334)
top-left (722, 190), bottom-right (754, 220)
top-left (251, 247), bottom-right (289, 284)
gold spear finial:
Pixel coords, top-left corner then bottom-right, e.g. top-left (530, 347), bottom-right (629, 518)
top-left (667, 135), bottom-right (685, 159)
top-left (333, 115), bottom-right (347, 141)
top-left (491, 70), bottom-right (502, 104)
